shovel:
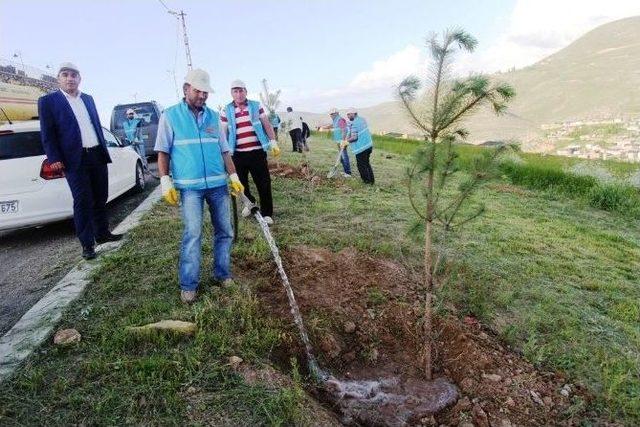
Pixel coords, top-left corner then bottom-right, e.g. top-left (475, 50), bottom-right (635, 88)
top-left (326, 145), bottom-right (346, 178)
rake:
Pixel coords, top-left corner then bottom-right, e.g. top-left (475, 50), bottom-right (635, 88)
top-left (326, 145), bottom-right (346, 178)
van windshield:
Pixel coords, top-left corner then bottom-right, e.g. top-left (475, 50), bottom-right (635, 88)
top-left (112, 104), bottom-right (159, 130)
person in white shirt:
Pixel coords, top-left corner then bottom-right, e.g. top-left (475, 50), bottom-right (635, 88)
top-left (284, 106), bottom-right (304, 152)
top-left (38, 62), bottom-right (122, 260)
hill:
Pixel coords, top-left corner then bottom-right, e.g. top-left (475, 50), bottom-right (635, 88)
top-left (298, 16), bottom-right (640, 148)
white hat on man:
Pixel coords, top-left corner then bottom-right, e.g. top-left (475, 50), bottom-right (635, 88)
top-left (230, 79), bottom-right (246, 89)
top-left (58, 62), bottom-right (80, 74)
top-left (346, 107), bottom-right (357, 115)
top-left (328, 107), bottom-right (339, 115)
top-left (184, 68), bottom-right (214, 93)
top-left (126, 108), bottom-right (135, 115)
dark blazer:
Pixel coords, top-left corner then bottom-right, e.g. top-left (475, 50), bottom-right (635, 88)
top-left (38, 90), bottom-right (112, 172)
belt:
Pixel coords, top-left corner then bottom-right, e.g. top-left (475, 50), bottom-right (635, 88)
top-left (82, 146), bottom-right (101, 152)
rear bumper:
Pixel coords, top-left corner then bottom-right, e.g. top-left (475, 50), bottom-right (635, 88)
top-left (0, 181), bottom-right (73, 231)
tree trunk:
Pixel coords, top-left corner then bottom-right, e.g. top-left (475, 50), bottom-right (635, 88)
top-left (423, 142), bottom-right (436, 380)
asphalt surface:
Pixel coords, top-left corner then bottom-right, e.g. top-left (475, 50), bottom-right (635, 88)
top-left (0, 162), bottom-right (160, 336)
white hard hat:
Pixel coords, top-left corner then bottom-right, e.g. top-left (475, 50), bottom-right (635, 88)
top-left (346, 107), bottom-right (357, 115)
top-left (126, 108), bottom-right (135, 115)
top-left (230, 79), bottom-right (246, 89)
top-left (58, 62), bottom-right (80, 74)
top-left (328, 108), bottom-right (339, 115)
top-left (184, 68), bottom-right (214, 93)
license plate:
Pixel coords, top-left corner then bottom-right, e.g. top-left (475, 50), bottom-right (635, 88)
top-left (0, 200), bottom-right (19, 214)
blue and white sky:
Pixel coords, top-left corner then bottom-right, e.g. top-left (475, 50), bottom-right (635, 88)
top-left (2, 0), bottom-right (640, 121)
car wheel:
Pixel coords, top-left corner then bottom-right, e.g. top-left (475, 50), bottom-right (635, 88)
top-left (134, 161), bottom-right (146, 192)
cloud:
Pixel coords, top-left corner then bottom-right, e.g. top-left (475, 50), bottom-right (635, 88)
top-left (282, 44), bottom-right (428, 111)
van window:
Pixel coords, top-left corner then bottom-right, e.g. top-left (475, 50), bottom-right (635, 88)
top-left (112, 103), bottom-right (158, 130)
top-left (0, 131), bottom-right (44, 159)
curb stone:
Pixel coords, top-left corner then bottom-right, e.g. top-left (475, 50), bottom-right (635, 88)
top-left (0, 186), bottom-right (161, 382)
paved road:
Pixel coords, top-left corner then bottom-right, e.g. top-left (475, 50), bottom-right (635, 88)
top-left (0, 162), bottom-right (160, 336)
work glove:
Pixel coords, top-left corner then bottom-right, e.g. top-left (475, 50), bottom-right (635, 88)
top-left (228, 173), bottom-right (245, 197)
top-left (340, 140), bottom-right (349, 149)
top-left (269, 140), bottom-right (281, 158)
top-left (160, 175), bottom-right (179, 206)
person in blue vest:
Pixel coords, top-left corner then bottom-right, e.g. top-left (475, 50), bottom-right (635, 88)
top-left (268, 111), bottom-right (281, 140)
top-left (221, 80), bottom-right (280, 225)
top-left (122, 108), bottom-right (148, 170)
top-left (341, 107), bottom-right (374, 184)
top-left (154, 69), bottom-right (245, 304)
top-left (328, 107), bottom-right (351, 177)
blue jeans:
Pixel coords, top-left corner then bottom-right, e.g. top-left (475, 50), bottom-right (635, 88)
top-left (340, 148), bottom-right (351, 175)
top-left (179, 186), bottom-right (233, 291)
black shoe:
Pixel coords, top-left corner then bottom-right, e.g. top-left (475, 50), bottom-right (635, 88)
top-left (95, 233), bottom-right (123, 244)
top-left (82, 246), bottom-right (96, 260)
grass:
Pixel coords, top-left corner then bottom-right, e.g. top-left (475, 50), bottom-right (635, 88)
top-left (1, 133), bottom-right (639, 424)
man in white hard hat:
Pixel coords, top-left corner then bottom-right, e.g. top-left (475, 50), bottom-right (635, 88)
top-left (342, 107), bottom-right (374, 184)
top-left (221, 79), bottom-right (280, 225)
top-left (154, 69), bottom-right (245, 304)
top-left (328, 107), bottom-right (351, 177)
top-left (38, 62), bottom-right (122, 260)
top-left (122, 107), bottom-right (147, 170)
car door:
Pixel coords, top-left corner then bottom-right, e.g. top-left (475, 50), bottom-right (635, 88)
top-left (102, 128), bottom-right (126, 199)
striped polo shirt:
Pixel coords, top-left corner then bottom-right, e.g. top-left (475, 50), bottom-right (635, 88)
top-left (221, 101), bottom-right (266, 152)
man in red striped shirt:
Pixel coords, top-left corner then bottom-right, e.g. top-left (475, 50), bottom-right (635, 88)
top-left (221, 80), bottom-right (280, 224)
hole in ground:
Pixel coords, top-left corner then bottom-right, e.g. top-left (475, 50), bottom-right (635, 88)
top-left (239, 245), bottom-right (597, 426)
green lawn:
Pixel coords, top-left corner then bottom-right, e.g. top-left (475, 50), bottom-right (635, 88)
top-left (1, 135), bottom-right (639, 424)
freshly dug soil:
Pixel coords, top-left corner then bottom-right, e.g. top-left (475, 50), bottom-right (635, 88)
top-left (239, 245), bottom-right (597, 426)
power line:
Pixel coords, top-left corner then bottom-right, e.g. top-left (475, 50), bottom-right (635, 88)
top-left (157, 0), bottom-right (171, 12)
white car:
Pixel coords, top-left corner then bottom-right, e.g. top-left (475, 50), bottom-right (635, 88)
top-left (0, 120), bottom-right (146, 231)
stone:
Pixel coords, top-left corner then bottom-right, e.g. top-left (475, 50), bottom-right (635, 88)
top-left (560, 388), bottom-right (570, 397)
top-left (505, 397), bottom-right (516, 407)
top-left (228, 356), bottom-right (243, 370)
top-left (343, 321), bottom-right (357, 334)
top-left (460, 377), bottom-right (476, 393)
top-left (455, 396), bottom-right (472, 411)
top-left (186, 386), bottom-right (197, 395)
top-left (53, 328), bottom-right (81, 345)
top-left (543, 396), bottom-right (553, 406)
top-left (127, 320), bottom-right (196, 335)
top-left (482, 373), bottom-right (502, 382)
top-left (472, 404), bottom-right (489, 427)
top-left (530, 390), bottom-right (544, 406)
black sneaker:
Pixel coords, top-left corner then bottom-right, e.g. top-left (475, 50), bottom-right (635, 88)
top-left (82, 246), bottom-right (96, 260)
top-left (96, 233), bottom-right (123, 244)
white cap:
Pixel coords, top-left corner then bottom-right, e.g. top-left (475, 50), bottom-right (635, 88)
top-left (346, 107), bottom-right (357, 115)
top-left (230, 79), bottom-right (246, 89)
top-left (58, 62), bottom-right (80, 74)
top-left (126, 108), bottom-right (135, 115)
top-left (328, 108), bottom-right (339, 115)
top-left (184, 68), bottom-right (214, 93)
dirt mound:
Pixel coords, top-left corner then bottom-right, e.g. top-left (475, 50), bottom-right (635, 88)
top-left (268, 161), bottom-right (314, 180)
top-left (241, 246), bottom-right (594, 426)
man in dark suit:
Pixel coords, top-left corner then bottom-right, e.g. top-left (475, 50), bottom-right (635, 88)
top-left (38, 62), bottom-right (122, 260)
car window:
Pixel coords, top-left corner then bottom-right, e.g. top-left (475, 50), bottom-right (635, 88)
top-left (0, 131), bottom-right (44, 160)
top-left (102, 128), bottom-right (120, 147)
top-left (111, 103), bottom-right (158, 129)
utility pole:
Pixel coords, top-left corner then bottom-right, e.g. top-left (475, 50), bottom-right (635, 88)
top-left (169, 9), bottom-right (193, 70)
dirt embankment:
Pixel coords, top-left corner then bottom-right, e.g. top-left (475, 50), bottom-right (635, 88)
top-left (240, 245), bottom-right (597, 426)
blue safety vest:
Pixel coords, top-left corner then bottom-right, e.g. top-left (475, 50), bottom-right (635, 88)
top-left (349, 116), bottom-right (373, 154)
top-left (225, 100), bottom-right (270, 153)
top-left (332, 115), bottom-right (345, 143)
top-left (123, 118), bottom-right (142, 142)
top-left (269, 113), bottom-right (281, 129)
top-left (164, 101), bottom-right (227, 190)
